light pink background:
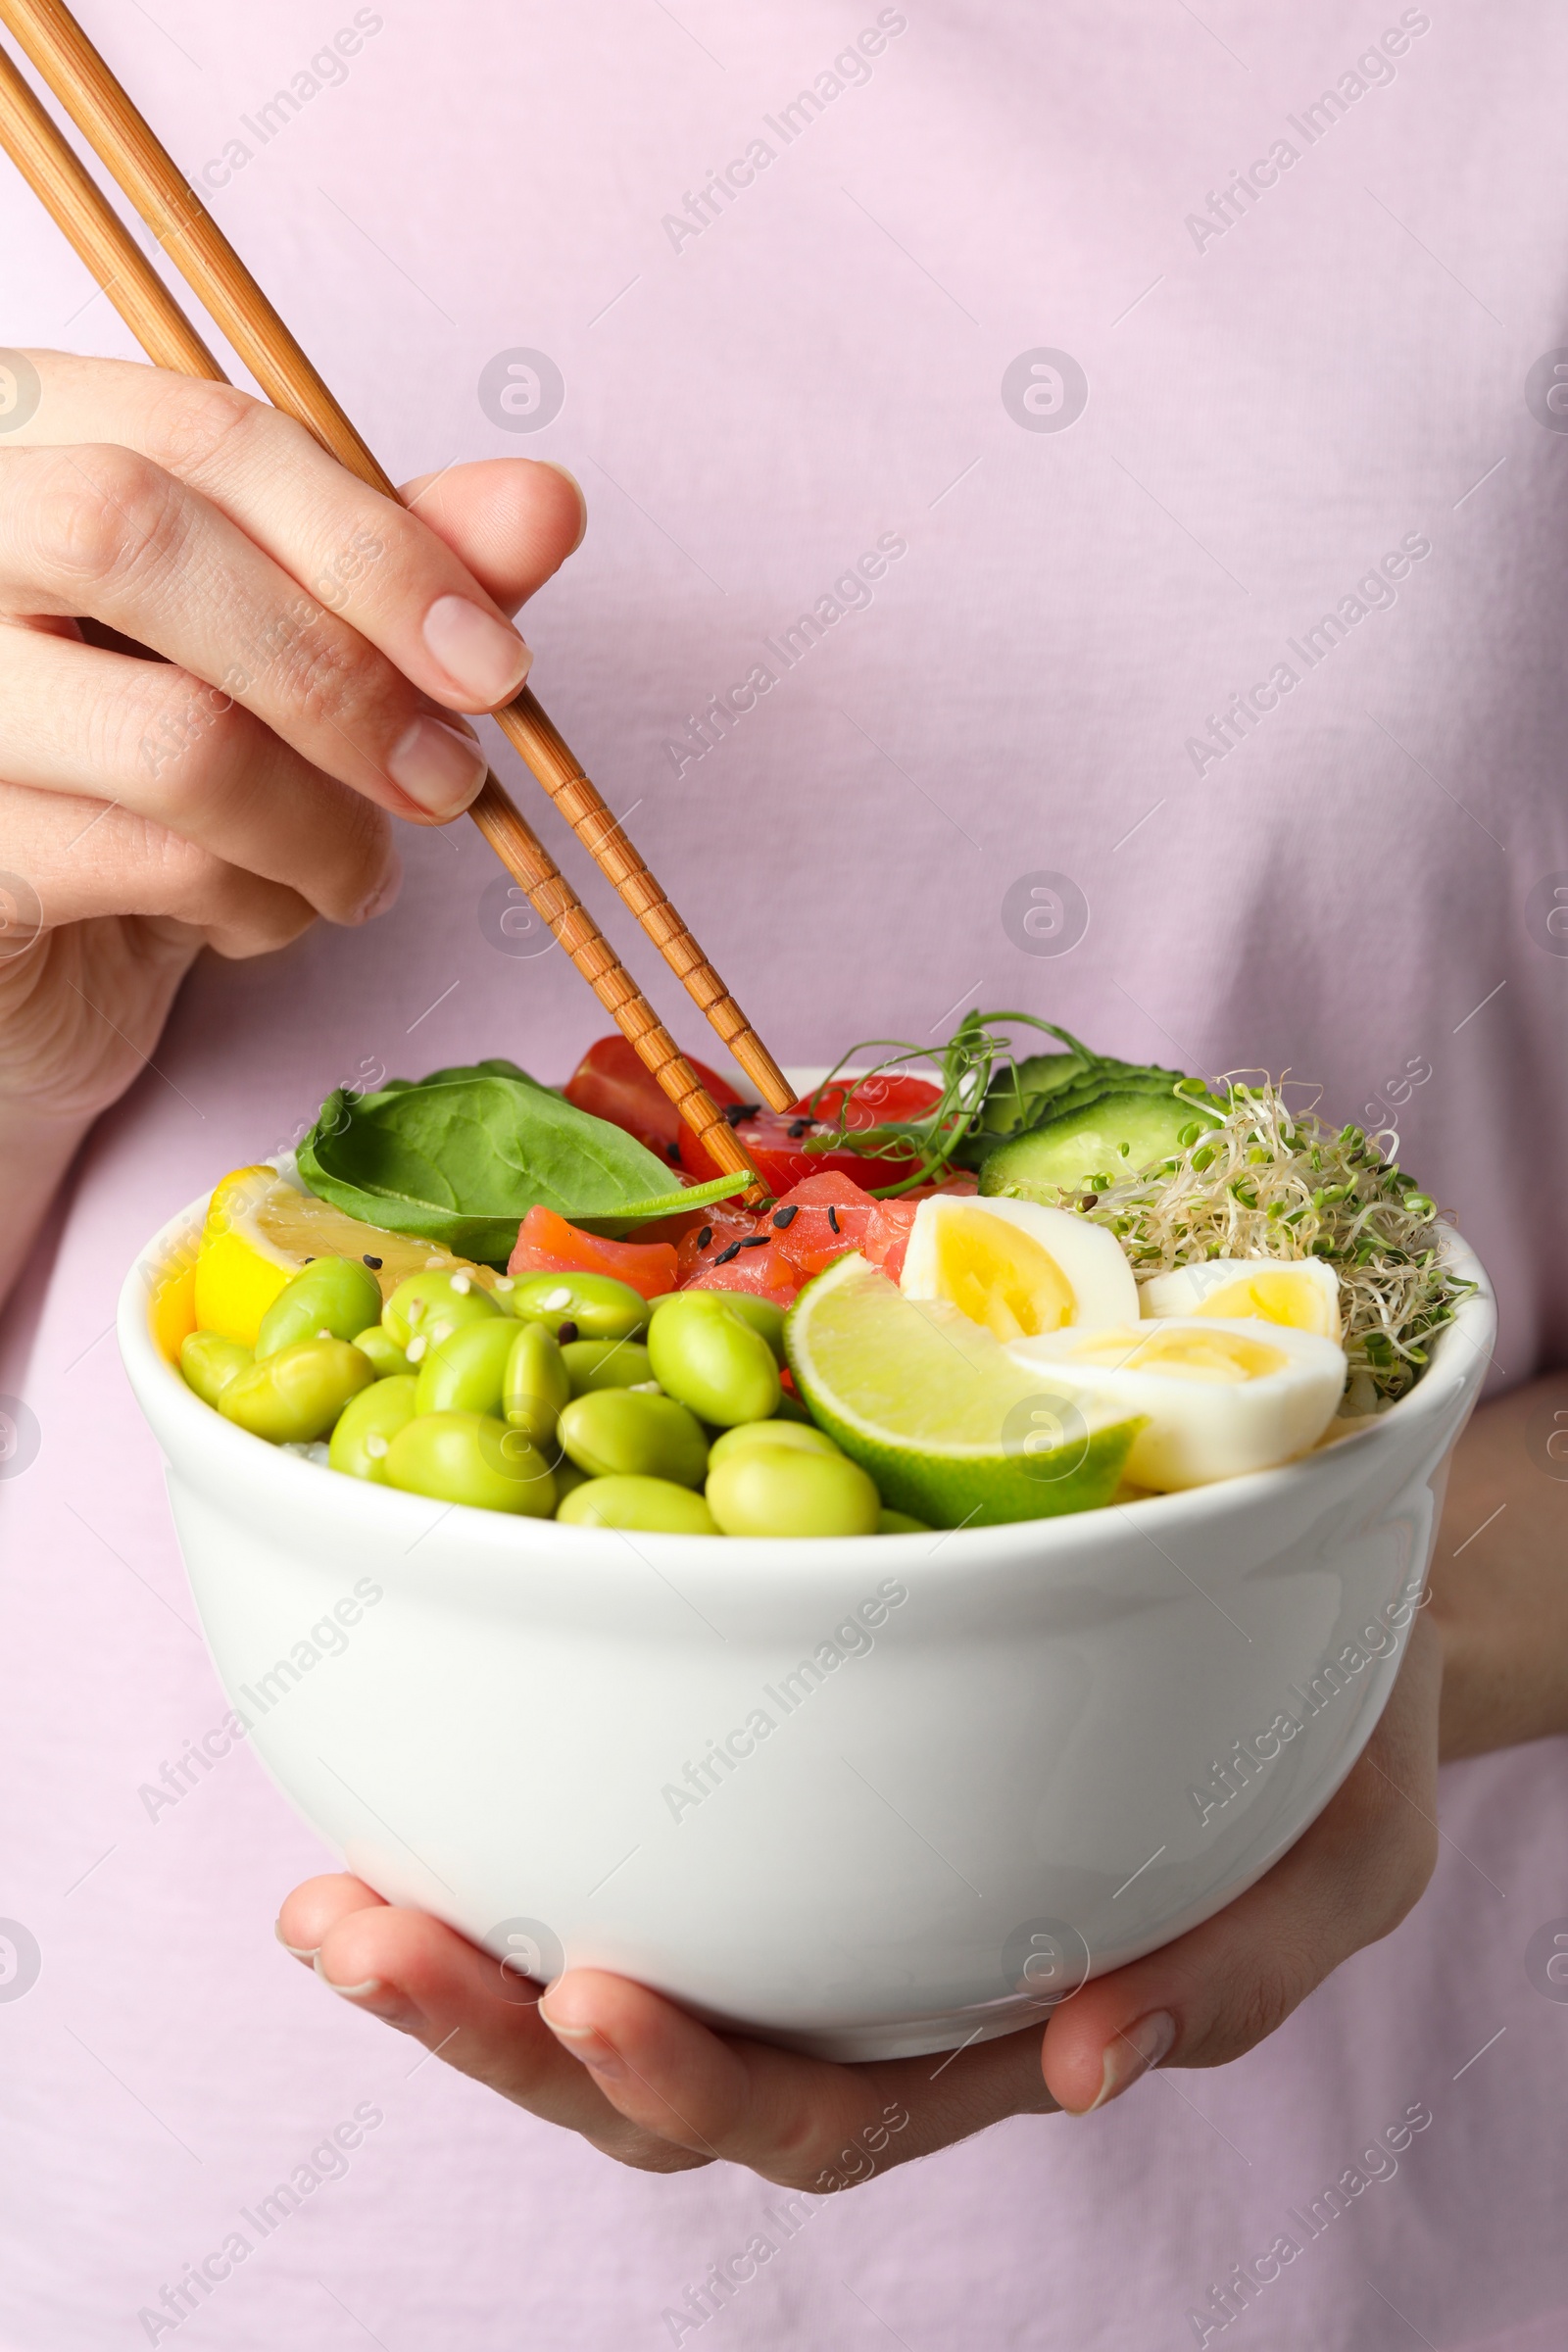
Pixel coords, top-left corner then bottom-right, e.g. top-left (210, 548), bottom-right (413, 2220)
top-left (2, 3), bottom-right (1566, 2344)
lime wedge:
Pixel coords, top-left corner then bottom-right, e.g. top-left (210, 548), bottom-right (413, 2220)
top-left (784, 1254), bottom-right (1143, 1528)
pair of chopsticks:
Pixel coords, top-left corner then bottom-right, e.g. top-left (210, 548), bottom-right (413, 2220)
top-left (0, 0), bottom-right (794, 1192)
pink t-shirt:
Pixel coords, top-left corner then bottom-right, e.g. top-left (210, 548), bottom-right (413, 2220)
top-left (3, 3), bottom-right (1566, 2344)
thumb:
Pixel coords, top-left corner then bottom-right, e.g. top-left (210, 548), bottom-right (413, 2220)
top-left (397, 457), bottom-right (586, 616)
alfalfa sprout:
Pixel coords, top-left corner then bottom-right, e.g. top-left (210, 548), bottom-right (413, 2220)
top-left (1081, 1077), bottom-right (1469, 1408)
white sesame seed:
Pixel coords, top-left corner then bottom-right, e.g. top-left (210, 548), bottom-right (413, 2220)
top-left (451, 1272), bottom-right (471, 1294)
top-left (407, 1335), bottom-right (428, 1362)
top-left (366, 1433), bottom-right (388, 1458)
top-left (541, 1286), bottom-right (574, 1310)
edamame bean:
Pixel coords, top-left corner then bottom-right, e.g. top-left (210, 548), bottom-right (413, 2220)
top-left (558, 1390), bottom-right (709, 1488)
top-left (219, 1337), bottom-right (374, 1445)
top-left (653, 1288), bottom-right (785, 1363)
top-left (329, 1375), bottom-right (418, 1483)
top-left (353, 1325), bottom-right (411, 1378)
top-left (878, 1508), bottom-right (931, 1535)
top-left (385, 1411), bottom-right (556, 1515)
top-left (503, 1320), bottom-right (571, 1446)
top-left (561, 1338), bottom-right (655, 1396)
top-left (557, 1475), bottom-right (718, 1534)
top-left (257, 1257), bottom-right (383, 1358)
top-left (552, 1457), bottom-right (591, 1503)
top-left (646, 1294), bottom-right (779, 1427)
top-left (707, 1418), bottom-right (842, 1470)
top-left (382, 1268), bottom-right (500, 1351)
top-left (179, 1330), bottom-right (253, 1407)
top-left (502, 1270), bottom-right (649, 1344)
top-left (706, 1444), bottom-right (880, 1538)
top-left (415, 1316), bottom-right (518, 1417)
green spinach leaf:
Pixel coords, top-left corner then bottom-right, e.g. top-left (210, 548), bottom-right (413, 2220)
top-left (297, 1065), bottom-right (737, 1262)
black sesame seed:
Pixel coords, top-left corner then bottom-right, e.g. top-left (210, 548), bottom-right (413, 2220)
top-left (697, 1225), bottom-right (713, 1250)
top-left (557, 1319), bottom-right (579, 1345)
top-left (771, 1205), bottom-right (799, 1229)
top-left (667, 1142), bottom-right (682, 1162)
top-left (362, 1253), bottom-right (382, 1269)
top-left (303, 1255), bottom-right (316, 1263)
top-left (723, 1102), bottom-right (761, 1127)
top-left (787, 1119), bottom-right (809, 1138)
top-left (827, 1206), bottom-right (841, 1235)
top-left (739, 1235), bottom-right (768, 1250)
top-left (712, 1242), bottom-right (743, 1265)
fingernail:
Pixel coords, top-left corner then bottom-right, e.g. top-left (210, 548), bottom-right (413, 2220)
top-left (273, 1917), bottom-right (318, 1961)
top-left (314, 1952), bottom-right (417, 2026)
top-left (421, 593), bottom-right (531, 707)
top-left (385, 714), bottom-right (488, 816)
top-left (355, 857), bottom-right (403, 925)
top-left (538, 461), bottom-right (588, 554)
top-left (538, 2001), bottom-right (625, 2080)
top-left (1074, 2010), bottom-right (1176, 2115)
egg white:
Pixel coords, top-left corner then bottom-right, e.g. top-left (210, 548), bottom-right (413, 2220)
top-left (1006, 1315), bottom-right (1348, 1491)
top-left (1138, 1255), bottom-right (1342, 1342)
top-left (900, 1195), bottom-right (1140, 1337)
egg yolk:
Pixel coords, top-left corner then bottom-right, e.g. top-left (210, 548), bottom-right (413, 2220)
top-left (1065, 1326), bottom-right (1288, 1383)
top-left (932, 1207), bottom-right (1077, 1340)
top-left (1191, 1269), bottom-right (1333, 1334)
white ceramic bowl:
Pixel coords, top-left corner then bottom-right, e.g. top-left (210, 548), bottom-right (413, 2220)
top-left (119, 1194), bottom-right (1494, 2060)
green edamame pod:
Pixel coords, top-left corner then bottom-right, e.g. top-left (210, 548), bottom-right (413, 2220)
top-left (646, 1294), bottom-right (779, 1427)
top-left (654, 1289), bottom-right (786, 1363)
top-left (500, 1270), bottom-right (649, 1344)
top-left (557, 1475), bottom-right (719, 1534)
top-left (557, 1389), bottom-right (709, 1489)
top-left (706, 1444), bottom-right (880, 1538)
top-left (384, 1411), bottom-right (556, 1515)
top-left (382, 1268), bottom-right (500, 1351)
top-left (415, 1316), bottom-right (518, 1417)
top-left (353, 1325), bottom-right (411, 1378)
top-left (179, 1330), bottom-right (253, 1407)
top-left (707, 1417), bottom-right (842, 1470)
top-left (219, 1337), bottom-right (374, 1445)
top-left (256, 1257), bottom-right (383, 1358)
top-left (330, 1375), bottom-right (418, 1483)
top-left (503, 1321), bottom-right (571, 1445)
top-left (561, 1338), bottom-right (656, 1396)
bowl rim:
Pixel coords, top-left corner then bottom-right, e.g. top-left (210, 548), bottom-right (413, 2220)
top-left (118, 1180), bottom-right (1497, 1577)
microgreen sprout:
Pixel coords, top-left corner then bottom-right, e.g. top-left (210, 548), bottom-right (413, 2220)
top-left (1080, 1076), bottom-right (1468, 1405)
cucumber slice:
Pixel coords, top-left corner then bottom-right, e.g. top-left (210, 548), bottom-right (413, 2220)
top-left (1007, 1064), bottom-right (1193, 1135)
top-left (952, 1051), bottom-right (1090, 1166)
top-left (978, 1086), bottom-right (1222, 1202)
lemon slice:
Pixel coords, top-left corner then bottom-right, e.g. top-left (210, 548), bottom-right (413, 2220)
top-left (784, 1252), bottom-right (1143, 1528)
top-left (191, 1164), bottom-right (496, 1349)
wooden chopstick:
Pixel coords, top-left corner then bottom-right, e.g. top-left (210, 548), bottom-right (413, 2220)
top-left (0, 0), bottom-right (796, 1185)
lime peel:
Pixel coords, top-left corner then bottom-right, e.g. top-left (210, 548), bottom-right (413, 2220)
top-left (784, 1253), bottom-right (1142, 1528)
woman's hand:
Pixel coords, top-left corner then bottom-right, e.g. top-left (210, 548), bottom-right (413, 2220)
top-left (277, 1610), bottom-right (1442, 2186)
top-left (0, 348), bottom-right (584, 1303)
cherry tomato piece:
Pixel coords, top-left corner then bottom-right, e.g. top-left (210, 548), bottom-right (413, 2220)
top-left (790, 1073), bottom-right (944, 1129)
top-left (564, 1035), bottom-right (742, 1162)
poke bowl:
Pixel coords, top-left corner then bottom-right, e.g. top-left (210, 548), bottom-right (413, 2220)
top-left (117, 1033), bottom-right (1494, 2057)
